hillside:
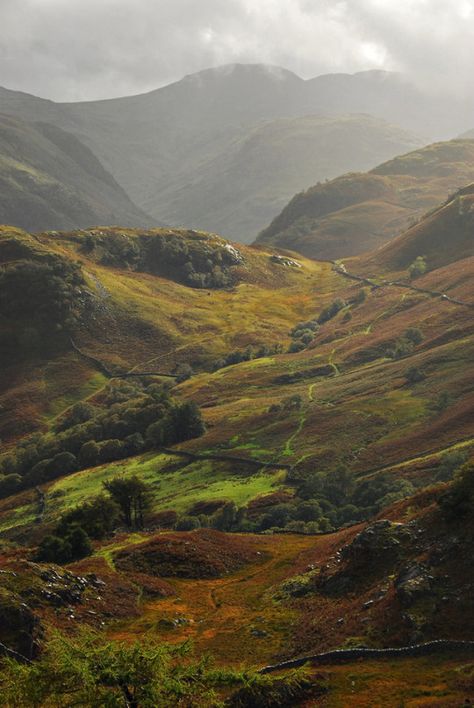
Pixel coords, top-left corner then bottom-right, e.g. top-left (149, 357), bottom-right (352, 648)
top-left (256, 139), bottom-right (474, 259)
top-left (0, 205), bottom-right (473, 701)
top-left (0, 114), bottom-right (153, 232)
top-left (361, 183), bottom-right (474, 272)
top-left (147, 114), bottom-right (421, 242)
top-left (0, 65), bottom-right (431, 241)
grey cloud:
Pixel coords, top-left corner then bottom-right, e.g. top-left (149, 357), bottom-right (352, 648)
top-left (0, 0), bottom-right (472, 100)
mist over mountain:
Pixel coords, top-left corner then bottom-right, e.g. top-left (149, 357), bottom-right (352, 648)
top-left (2, 63), bottom-right (472, 240)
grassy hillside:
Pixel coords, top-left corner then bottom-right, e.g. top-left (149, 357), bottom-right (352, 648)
top-left (0, 213), bottom-right (472, 532)
top-left (256, 139), bottom-right (474, 259)
top-left (0, 114), bottom-right (154, 232)
top-left (0, 209), bottom-right (473, 702)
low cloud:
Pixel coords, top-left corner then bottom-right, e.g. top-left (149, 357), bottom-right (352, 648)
top-left (0, 0), bottom-right (472, 100)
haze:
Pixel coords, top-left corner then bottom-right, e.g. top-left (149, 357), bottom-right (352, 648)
top-left (0, 0), bottom-right (473, 101)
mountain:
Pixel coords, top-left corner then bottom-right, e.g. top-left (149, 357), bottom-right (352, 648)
top-left (256, 139), bottom-right (474, 259)
top-left (7, 63), bottom-right (472, 241)
top-left (147, 113), bottom-right (421, 242)
top-left (0, 114), bottom-right (154, 232)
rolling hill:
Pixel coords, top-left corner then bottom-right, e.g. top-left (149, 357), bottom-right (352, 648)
top-left (0, 184), bottom-right (473, 701)
top-left (0, 114), bottom-right (154, 232)
top-left (256, 139), bottom-right (474, 259)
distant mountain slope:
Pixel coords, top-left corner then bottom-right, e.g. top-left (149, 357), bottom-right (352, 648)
top-left (256, 139), bottom-right (474, 259)
top-left (0, 114), bottom-right (154, 232)
top-left (0, 64), bottom-right (454, 241)
top-left (145, 114), bottom-right (421, 242)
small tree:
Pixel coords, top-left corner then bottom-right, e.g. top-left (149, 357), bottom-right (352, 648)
top-left (408, 256), bottom-right (427, 279)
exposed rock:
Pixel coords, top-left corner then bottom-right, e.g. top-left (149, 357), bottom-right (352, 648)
top-left (395, 563), bottom-right (432, 608)
top-left (0, 588), bottom-right (41, 659)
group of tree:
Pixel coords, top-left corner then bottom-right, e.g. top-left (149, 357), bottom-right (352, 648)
top-left (386, 327), bottom-right (424, 360)
top-left (35, 474), bottom-right (153, 564)
top-left (0, 255), bottom-right (84, 360)
top-left (288, 319), bottom-right (319, 353)
top-left (212, 343), bottom-right (283, 371)
top-left (0, 380), bottom-right (205, 499)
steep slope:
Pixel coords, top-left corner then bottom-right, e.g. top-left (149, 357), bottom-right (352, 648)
top-left (256, 139), bottom-right (474, 259)
top-left (0, 114), bottom-right (154, 232)
top-left (0, 65), bottom-right (428, 241)
top-left (361, 183), bottom-right (474, 272)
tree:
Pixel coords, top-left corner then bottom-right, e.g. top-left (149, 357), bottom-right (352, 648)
top-left (35, 535), bottom-right (73, 564)
top-left (405, 366), bottom-right (425, 384)
top-left (78, 440), bottom-right (101, 468)
top-left (98, 439), bottom-right (125, 463)
top-left (0, 629), bottom-right (258, 707)
top-left (408, 256), bottom-right (427, 279)
top-left (56, 494), bottom-right (121, 540)
top-left (211, 502), bottom-right (237, 531)
top-left (175, 515), bottom-right (201, 531)
top-left (104, 475), bottom-right (153, 529)
top-left (0, 474), bottom-right (22, 499)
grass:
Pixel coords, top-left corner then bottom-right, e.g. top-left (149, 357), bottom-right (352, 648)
top-left (47, 453), bottom-right (287, 521)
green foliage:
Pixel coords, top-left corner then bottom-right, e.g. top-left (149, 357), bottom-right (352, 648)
top-left (104, 474), bottom-right (153, 529)
top-left (387, 328), bottom-right (423, 360)
top-left (175, 515), bottom-right (201, 531)
top-left (0, 629), bottom-right (260, 707)
top-left (35, 526), bottom-right (92, 564)
top-left (212, 343), bottom-right (282, 371)
top-left (56, 494), bottom-right (121, 540)
top-left (144, 232), bottom-right (242, 289)
top-left (2, 380), bottom-right (205, 498)
top-left (318, 298), bottom-right (346, 324)
top-left (0, 256), bottom-right (84, 358)
top-left (408, 255), bottom-right (427, 279)
top-left (431, 391), bottom-right (451, 413)
top-left (435, 451), bottom-right (468, 482)
top-left (405, 366), bottom-right (425, 384)
top-left (439, 461), bottom-right (474, 518)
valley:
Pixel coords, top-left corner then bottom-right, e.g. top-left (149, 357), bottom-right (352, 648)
top-left (0, 60), bottom-right (473, 706)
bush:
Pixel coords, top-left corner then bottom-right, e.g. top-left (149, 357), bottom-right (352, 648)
top-left (439, 461), bottom-right (474, 518)
top-left (405, 327), bottom-right (423, 345)
top-left (318, 298), bottom-right (346, 324)
top-left (0, 474), bottom-right (22, 499)
top-left (288, 340), bottom-right (306, 353)
top-left (175, 515), bottom-right (201, 531)
top-left (405, 366), bottom-right (425, 384)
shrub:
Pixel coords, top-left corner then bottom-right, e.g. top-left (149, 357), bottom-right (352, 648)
top-left (288, 340), bottom-right (306, 353)
top-left (405, 366), bottom-right (425, 384)
top-left (405, 327), bottom-right (423, 345)
top-left (175, 516), bottom-right (201, 531)
top-left (318, 298), bottom-right (346, 324)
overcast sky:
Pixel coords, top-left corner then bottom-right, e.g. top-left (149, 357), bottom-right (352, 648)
top-left (0, 0), bottom-right (473, 102)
